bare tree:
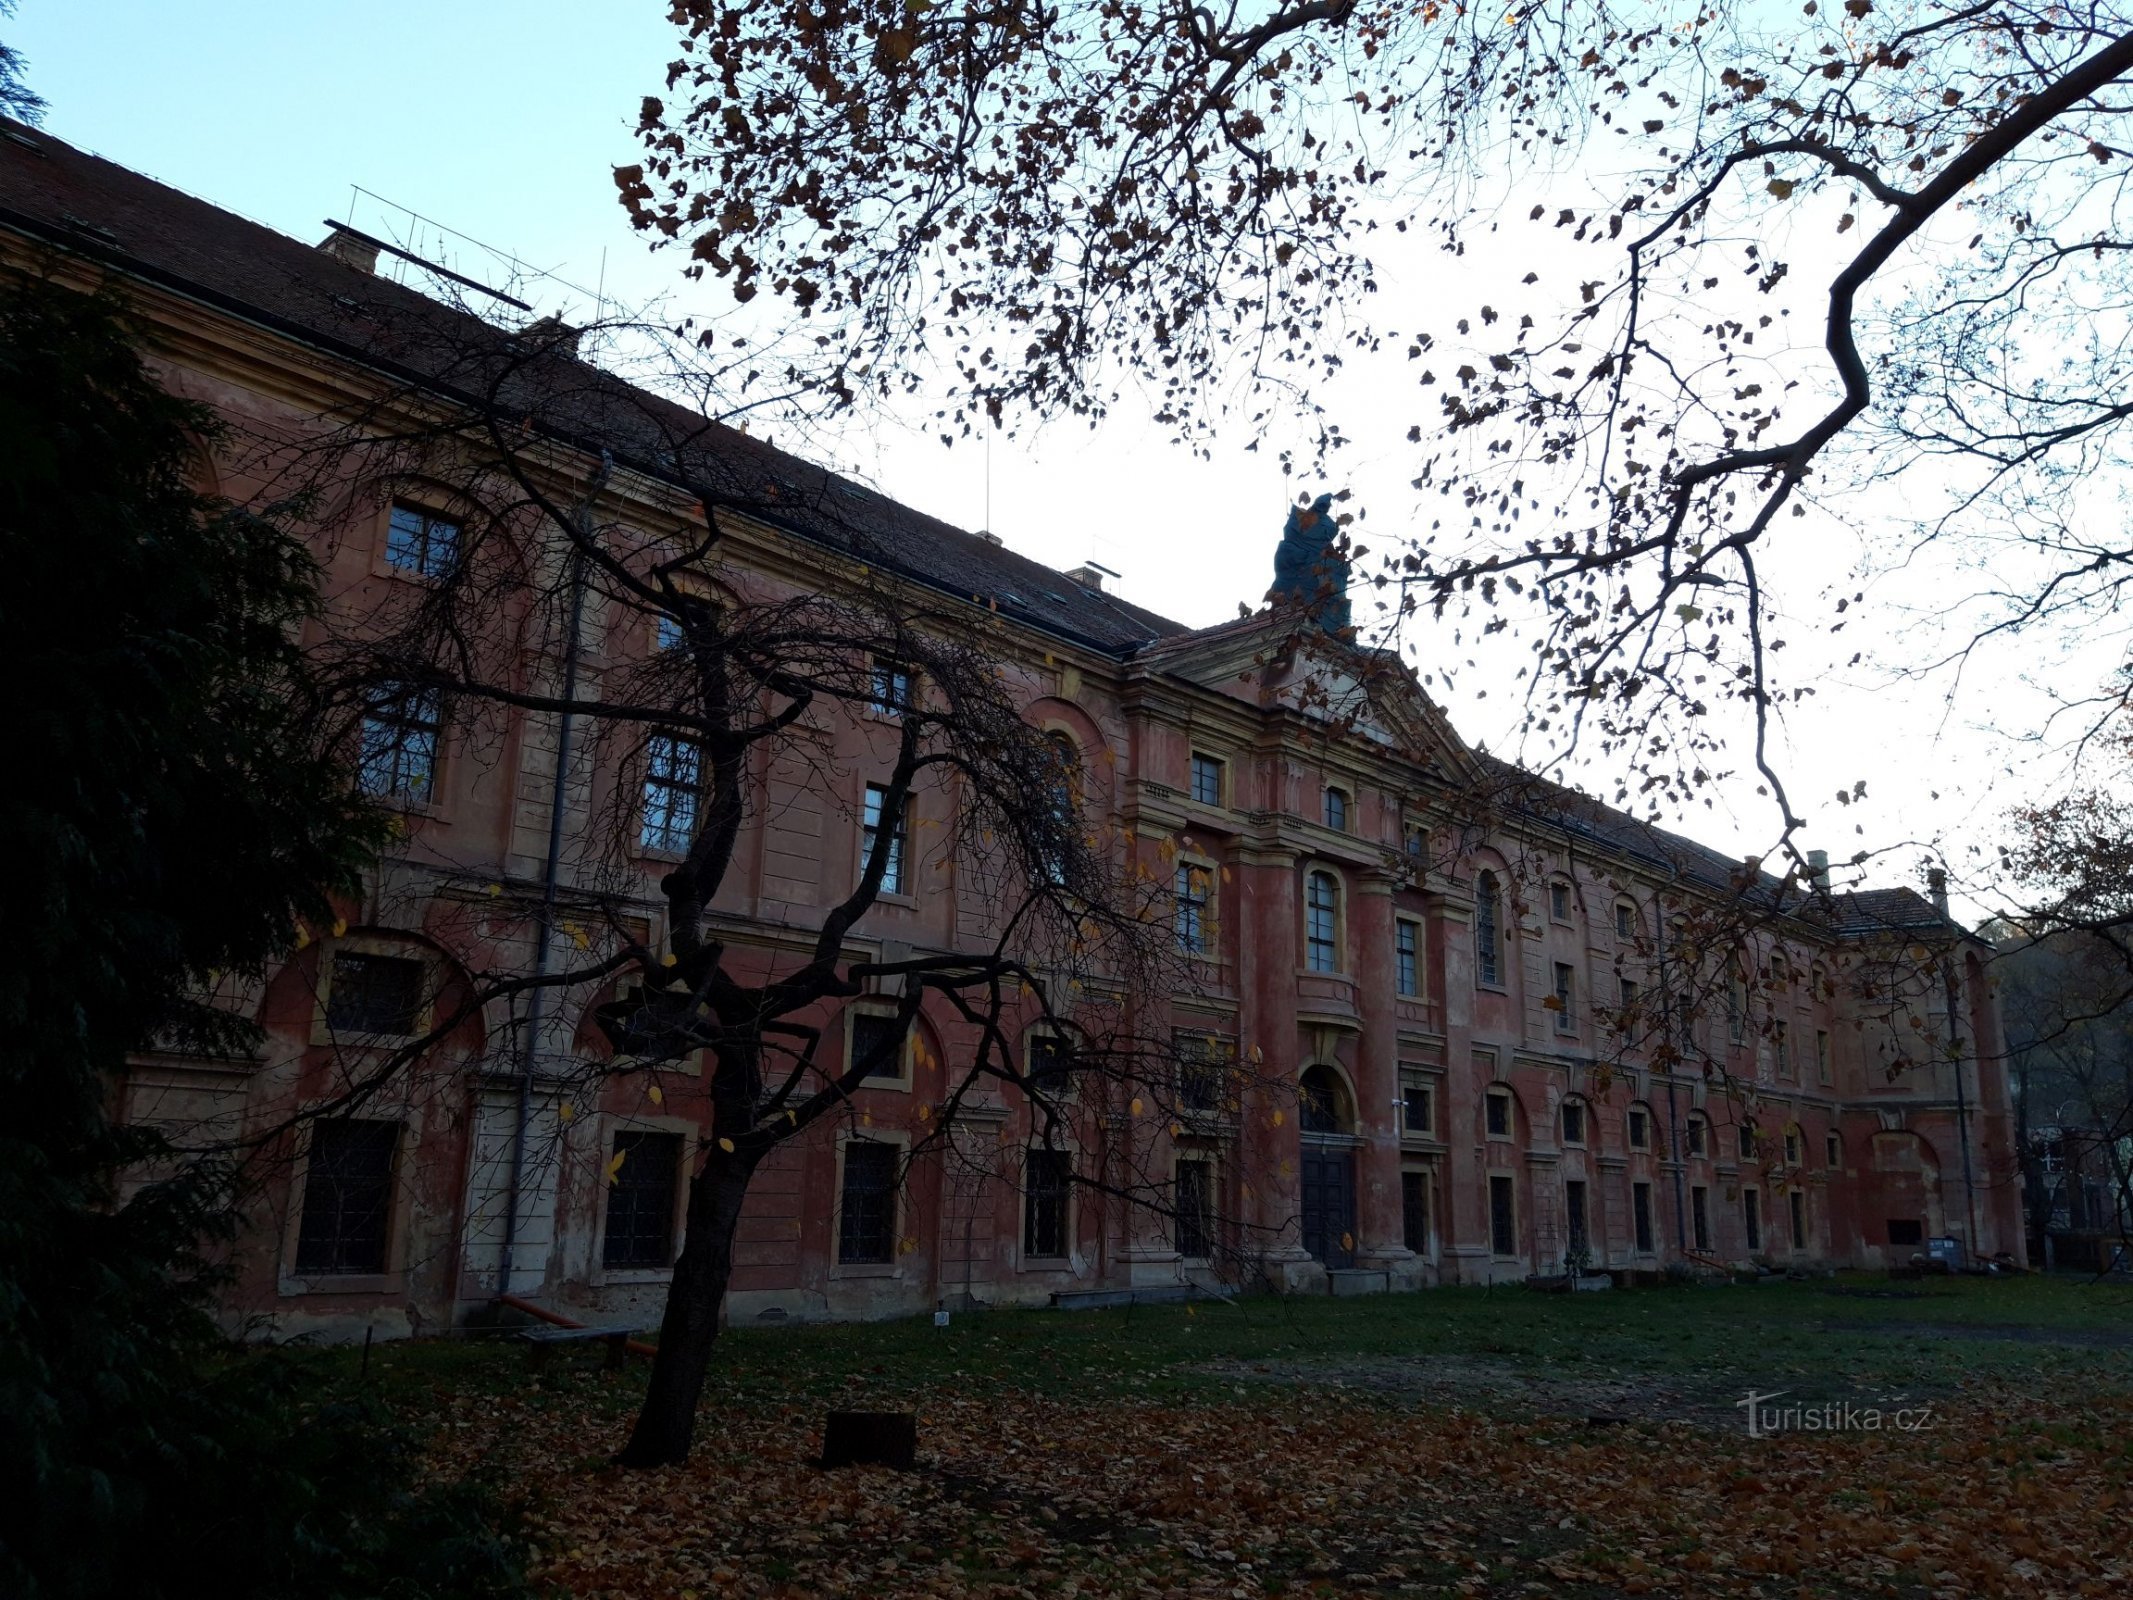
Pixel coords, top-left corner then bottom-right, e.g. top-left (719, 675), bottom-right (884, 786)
top-left (621, 1), bottom-right (2133, 877)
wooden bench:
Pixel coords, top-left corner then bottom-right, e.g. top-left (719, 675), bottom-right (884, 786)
top-left (516, 1323), bottom-right (642, 1371)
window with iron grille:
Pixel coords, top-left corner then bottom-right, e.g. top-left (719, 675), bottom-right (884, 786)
top-left (1023, 1148), bottom-right (1071, 1258)
top-left (357, 685), bottom-right (441, 803)
top-left (603, 1130), bottom-right (682, 1269)
top-left (838, 1140), bottom-right (897, 1264)
top-left (1552, 963), bottom-right (1576, 1034)
top-left (641, 735), bottom-right (702, 854)
top-left (1190, 752), bottom-right (1224, 805)
top-left (1323, 787), bottom-right (1348, 831)
top-left (385, 501), bottom-right (459, 578)
top-left (1633, 1181), bottom-right (1655, 1253)
top-left (1627, 1106), bottom-right (1650, 1150)
top-left (294, 1120), bottom-right (399, 1275)
top-left (1401, 1170), bottom-right (1431, 1253)
top-left (849, 1011), bottom-right (907, 1080)
top-left (1028, 1031), bottom-right (1074, 1098)
top-left (326, 951), bottom-right (425, 1037)
top-left (1174, 1031), bottom-right (1232, 1111)
top-left (1395, 919), bottom-right (1420, 997)
top-left (1173, 1158), bottom-right (1214, 1258)
top-left (1475, 871), bottom-right (1502, 986)
top-left (1691, 1185), bottom-right (1711, 1251)
top-left (1489, 1174), bottom-right (1517, 1256)
top-left (1565, 1179), bottom-right (1589, 1255)
top-left (1175, 862), bottom-right (1212, 955)
top-left (861, 781), bottom-right (908, 894)
top-left (1304, 870), bottom-right (1339, 972)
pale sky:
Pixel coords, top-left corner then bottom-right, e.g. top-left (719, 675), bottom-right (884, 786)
top-left (14, 1), bottom-right (2109, 918)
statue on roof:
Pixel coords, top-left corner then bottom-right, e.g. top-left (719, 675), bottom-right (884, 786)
top-left (1268, 493), bottom-right (1352, 634)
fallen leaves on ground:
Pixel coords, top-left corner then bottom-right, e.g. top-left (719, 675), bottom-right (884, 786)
top-left (423, 1372), bottom-right (2131, 1599)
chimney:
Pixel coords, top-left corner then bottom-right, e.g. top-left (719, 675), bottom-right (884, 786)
top-left (1928, 866), bottom-right (1950, 919)
top-left (317, 223), bottom-right (379, 274)
top-left (1066, 560), bottom-right (1119, 592)
top-left (521, 313), bottom-right (585, 359)
top-left (1807, 849), bottom-right (1830, 892)
top-left (974, 529), bottom-right (1003, 547)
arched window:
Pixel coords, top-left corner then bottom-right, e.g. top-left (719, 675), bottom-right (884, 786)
top-left (1305, 869), bottom-right (1340, 972)
top-left (1475, 870), bottom-right (1501, 986)
top-left (1323, 786), bottom-right (1349, 832)
top-left (1299, 1064), bottom-right (1352, 1134)
top-left (1041, 733), bottom-right (1079, 884)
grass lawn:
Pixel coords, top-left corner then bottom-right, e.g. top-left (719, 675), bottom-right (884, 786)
top-left (368, 1275), bottom-right (2133, 1599)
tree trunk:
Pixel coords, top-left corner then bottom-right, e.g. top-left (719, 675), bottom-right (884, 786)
top-left (616, 1150), bottom-right (754, 1467)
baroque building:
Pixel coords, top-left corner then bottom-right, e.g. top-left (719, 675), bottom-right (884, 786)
top-left (0, 122), bottom-right (2027, 1340)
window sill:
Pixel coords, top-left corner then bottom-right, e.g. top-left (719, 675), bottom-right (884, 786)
top-left (592, 1266), bottom-right (676, 1286)
top-left (279, 1271), bottom-right (400, 1296)
top-left (830, 1262), bottom-right (902, 1280)
top-left (1018, 1255), bottom-right (1072, 1273)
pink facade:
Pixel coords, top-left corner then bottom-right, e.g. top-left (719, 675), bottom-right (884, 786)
top-left (4, 125), bottom-right (2026, 1342)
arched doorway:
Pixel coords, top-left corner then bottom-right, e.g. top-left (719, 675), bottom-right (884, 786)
top-left (1299, 1064), bottom-right (1358, 1269)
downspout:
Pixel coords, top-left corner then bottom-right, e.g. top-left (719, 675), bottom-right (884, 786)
top-left (1652, 894), bottom-right (1689, 1259)
top-left (498, 476), bottom-right (601, 1294)
top-left (1930, 868), bottom-right (1983, 1254)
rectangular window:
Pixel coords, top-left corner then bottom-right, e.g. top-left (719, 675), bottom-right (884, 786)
top-left (1399, 1070), bottom-right (1433, 1137)
top-left (1560, 1100), bottom-right (1585, 1146)
top-left (1743, 1189), bottom-right (1762, 1252)
top-left (861, 781), bottom-right (907, 894)
top-left (837, 1140), bottom-right (897, 1264)
top-left (1489, 1174), bottom-right (1517, 1256)
top-left (1476, 875), bottom-right (1501, 986)
top-left (385, 501), bottom-right (459, 578)
top-left (326, 951), bottom-right (425, 1037)
top-left (1627, 1107), bottom-right (1649, 1150)
top-left (1403, 824), bottom-right (1427, 871)
top-left (1816, 1029), bottom-right (1832, 1087)
top-left (1617, 976), bottom-right (1640, 1019)
top-left (869, 659), bottom-right (912, 718)
top-left (1691, 1185), bottom-right (1711, 1252)
top-left (1323, 787), bottom-right (1348, 831)
top-left (1738, 1122), bottom-right (1758, 1161)
top-left (1887, 1218), bottom-right (1924, 1247)
top-left (1633, 1181), bottom-right (1655, 1254)
top-left (1175, 862), bottom-right (1212, 955)
top-left (1549, 880), bottom-right (1571, 922)
top-left (849, 1011), bottom-right (908, 1081)
top-left (1023, 1149), bottom-right (1071, 1258)
top-left (1174, 1031), bottom-right (1232, 1111)
top-left (1028, 1032), bottom-right (1073, 1098)
top-left (1553, 963), bottom-right (1576, 1034)
top-left (357, 685), bottom-right (441, 803)
top-left (1395, 919), bottom-right (1421, 997)
top-left (1615, 901), bottom-right (1637, 939)
top-left (603, 1130), bottom-right (682, 1269)
top-left (1784, 1128), bottom-right (1801, 1165)
top-left (1789, 1189), bottom-right (1807, 1253)
top-left (1775, 1021), bottom-right (1792, 1080)
top-left (1304, 871), bottom-right (1339, 973)
top-left (293, 1119), bottom-right (399, 1276)
top-left (655, 613), bottom-right (685, 652)
top-left (1565, 1179), bottom-right (1589, 1255)
top-left (1189, 752), bottom-right (1224, 806)
top-left (1173, 1158), bottom-right (1214, 1259)
top-left (1727, 972), bottom-right (1746, 1044)
top-left (1687, 1117), bottom-right (1707, 1158)
top-left (641, 735), bottom-right (702, 854)
top-left (1402, 1171), bottom-right (1431, 1254)
top-left (1827, 1132), bottom-right (1842, 1169)
top-left (1486, 1090), bottom-right (1511, 1139)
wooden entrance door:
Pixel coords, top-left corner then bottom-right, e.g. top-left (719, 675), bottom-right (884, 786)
top-left (1300, 1147), bottom-right (1356, 1269)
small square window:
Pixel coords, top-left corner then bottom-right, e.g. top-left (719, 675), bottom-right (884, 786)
top-left (1549, 880), bottom-right (1571, 922)
top-left (1627, 1107), bottom-right (1650, 1150)
top-left (604, 1130), bottom-right (682, 1269)
top-left (1560, 1100), bottom-right (1585, 1146)
top-left (326, 951), bottom-right (425, 1037)
top-left (294, 1119), bottom-right (399, 1275)
top-left (838, 1140), bottom-right (898, 1264)
top-left (1189, 753), bottom-right (1224, 806)
top-left (1395, 919), bottom-right (1421, 998)
top-left (1323, 787), bottom-right (1348, 832)
top-left (1485, 1091), bottom-right (1511, 1139)
top-left (385, 502), bottom-right (459, 578)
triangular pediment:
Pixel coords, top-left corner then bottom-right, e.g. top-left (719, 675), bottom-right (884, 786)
top-left (1132, 612), bottom-right (1476, 780)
